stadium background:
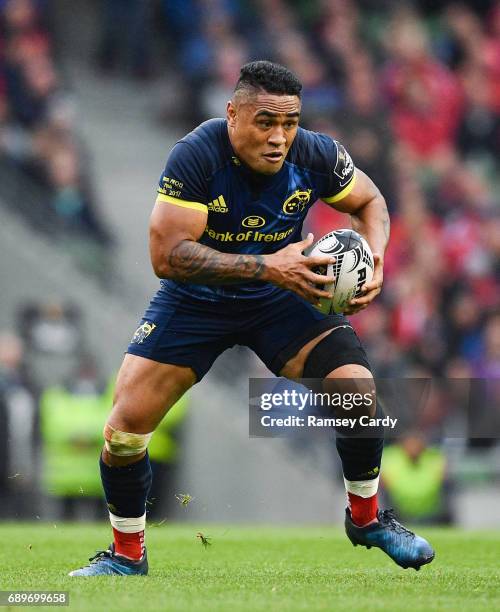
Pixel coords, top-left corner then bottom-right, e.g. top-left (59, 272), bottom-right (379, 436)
top-left (0, 0), bottom-right (499, 528)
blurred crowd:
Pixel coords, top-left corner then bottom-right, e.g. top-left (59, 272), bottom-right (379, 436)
top-left (1, 1), bottom-right (499, 520)
top-left (0, 301), bottom-right (97, 517)
top-left (149, 0), bottom-right (500, 380)
top-left (0, 0), bottom-right (112, 271)
top-left (0, 300), bottom-right (187, 519)
top-left (3, 0), bottom-right (496, 378)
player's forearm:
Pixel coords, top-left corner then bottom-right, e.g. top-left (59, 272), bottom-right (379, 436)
top-left (350, 193), bottom-right (390, 257)
top-left (162, 239), bottom-right (267, 284)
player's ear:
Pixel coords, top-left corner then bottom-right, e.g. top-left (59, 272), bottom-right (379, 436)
top-left (227, 100), bottom-right (237, 127)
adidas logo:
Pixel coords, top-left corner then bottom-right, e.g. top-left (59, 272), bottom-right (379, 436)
top-left (357, 467), bottom-right (380, 478)
top-left (208, 195), bottom-right (228, 213)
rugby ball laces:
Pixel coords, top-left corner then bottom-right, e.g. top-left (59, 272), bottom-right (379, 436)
top-left (308, 229), bottom-right (374, 314)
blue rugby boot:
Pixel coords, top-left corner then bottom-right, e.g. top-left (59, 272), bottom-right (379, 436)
top-left (345, 508), bottom-right (435, 570)
top-left (68, 543), bottom-right (148, 576)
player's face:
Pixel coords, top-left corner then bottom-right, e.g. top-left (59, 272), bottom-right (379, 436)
top-left (227, 93), bottom-right (301, 175)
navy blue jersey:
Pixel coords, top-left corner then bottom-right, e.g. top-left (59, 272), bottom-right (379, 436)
top-left (157, 118), bottom-right (356, 301)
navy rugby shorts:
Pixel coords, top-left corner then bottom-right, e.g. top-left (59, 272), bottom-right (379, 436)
top-left (126, 284), bottom-right (369, 381)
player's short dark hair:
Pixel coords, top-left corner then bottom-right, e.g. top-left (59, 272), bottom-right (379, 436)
top-left (234, 61), bottom-right (302, 98)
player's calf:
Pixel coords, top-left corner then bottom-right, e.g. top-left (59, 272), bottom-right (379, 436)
top-left (303, 328), bottom-right (382, 528)
top-left (68, 357), bottom-right (196, 576)
top-left (69, 429), bottom-right (152, 576)
top-left (99, 424), bottom-right (153, 561)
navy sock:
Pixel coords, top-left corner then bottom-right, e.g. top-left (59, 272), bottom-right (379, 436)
top-left (335, 403), bottom-right (384, 481)
top-left (100, 451), bottom-right (152, 517)
top-left (335, 436), bottom-right (384, 481)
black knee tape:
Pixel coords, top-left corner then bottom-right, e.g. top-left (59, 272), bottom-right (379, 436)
top-left (303, 325), bottom-right (371, 379)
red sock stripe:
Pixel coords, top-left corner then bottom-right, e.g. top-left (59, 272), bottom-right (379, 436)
top-left (348, 492), bottom-right (378, 527)
top-left (112, 528), bottom-right (144, 561)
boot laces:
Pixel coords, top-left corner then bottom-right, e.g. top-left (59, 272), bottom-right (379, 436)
top-left (380, 509), bottom-right (415, 538)
top-left (88, 548), bottom-right (114, 564)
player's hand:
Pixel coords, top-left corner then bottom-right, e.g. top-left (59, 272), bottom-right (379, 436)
top-left (264, 233), bottom-right (336, 305)
top-left (344, 253), bottom-right (384, 315)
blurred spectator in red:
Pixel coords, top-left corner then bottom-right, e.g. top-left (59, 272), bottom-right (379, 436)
top-left (382, 8), bottom-right (463, 160)
top-left (2, 0), bottom-right (52, 128)
top-left (482, 2), bottom-right (500, 111)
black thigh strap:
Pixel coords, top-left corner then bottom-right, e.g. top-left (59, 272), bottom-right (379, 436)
top-left (303, 325), bottom-right (371, 379)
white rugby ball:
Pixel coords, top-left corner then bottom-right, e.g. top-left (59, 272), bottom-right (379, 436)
top-left (308, 229), bottom-right (374, 314)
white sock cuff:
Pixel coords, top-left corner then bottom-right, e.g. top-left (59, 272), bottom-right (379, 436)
top-left (344, 476), bottom-right (380, 498)
top-left (109, 511), bottom-right (146, 533)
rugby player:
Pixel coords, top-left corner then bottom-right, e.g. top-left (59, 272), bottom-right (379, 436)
top-left (69, 61), bottom-right (434, 576)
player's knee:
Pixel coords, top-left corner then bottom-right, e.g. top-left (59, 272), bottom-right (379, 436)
top-left (103, 422), bottom-right (153, 457)
top-left (326, 364), bottom-right (376, 418)
top-left (303, 326), bottom-right (376, 418)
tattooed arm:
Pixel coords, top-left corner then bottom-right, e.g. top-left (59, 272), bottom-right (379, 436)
top-left (149, 199), bottom-right (335, 304)
top-left (323, 168), bottom-right (390, 314)
top-left (168, 240), bottom-right (267, 284)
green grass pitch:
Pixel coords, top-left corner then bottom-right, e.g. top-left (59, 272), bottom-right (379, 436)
top-left (0, 523), bottom-right (499, 611)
